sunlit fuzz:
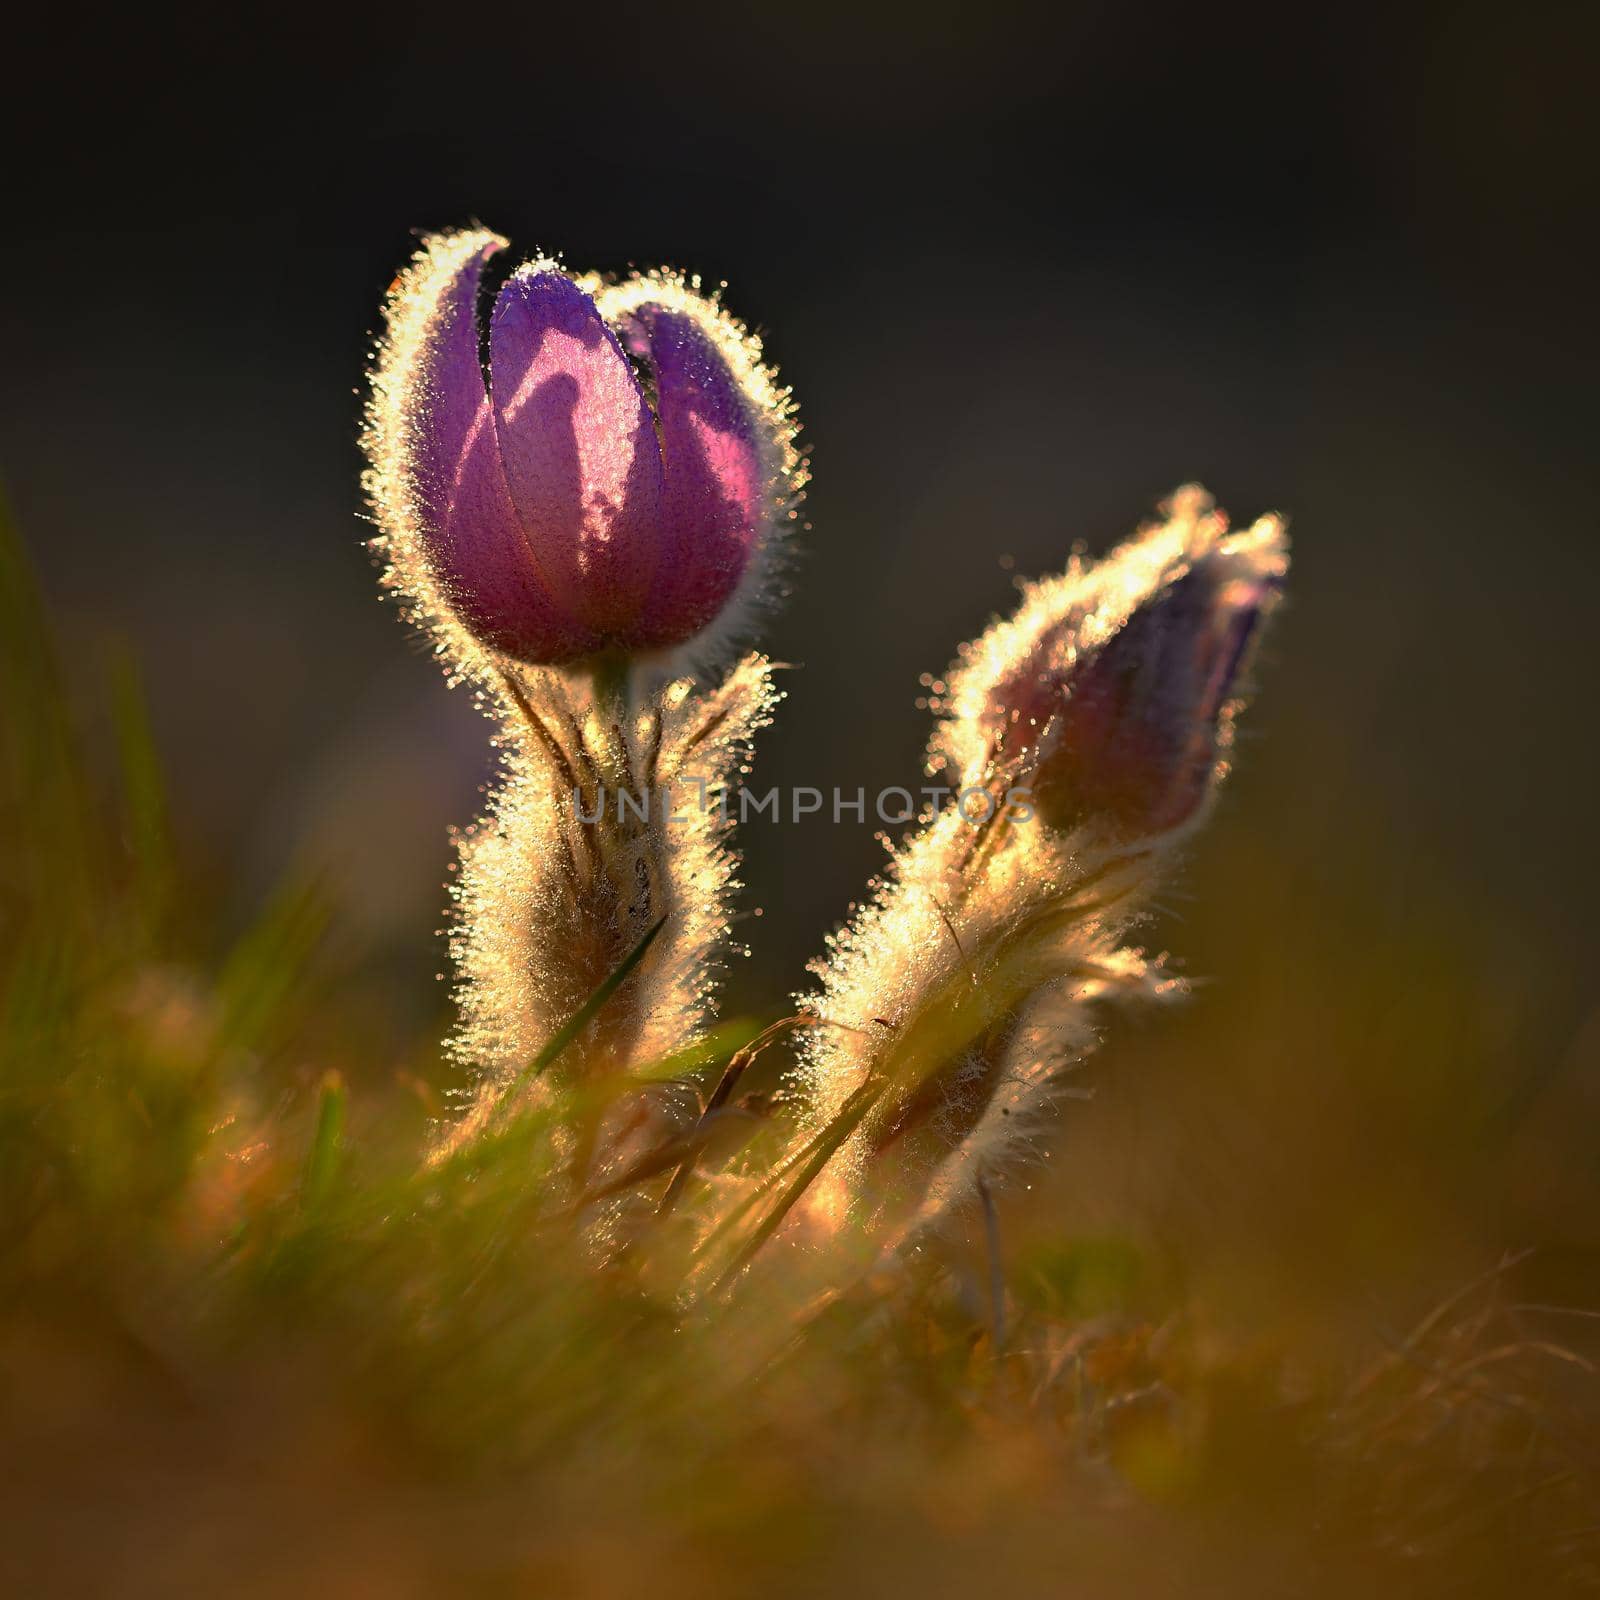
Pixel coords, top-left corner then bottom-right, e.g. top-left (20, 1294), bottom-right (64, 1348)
top-left (742, 489), bottom-right (1287, 1269)
top-left (362, 230), bottom-right (803, 680)
top-left (934, 485), bottom-right (1288, 837)
top-left (363, 230), bottom-right (802, 1217)
top-left (435, 655), bottom-right (780, 1185)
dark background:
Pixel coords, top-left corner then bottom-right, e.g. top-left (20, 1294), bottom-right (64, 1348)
top-left (6, 2), bottom-right (1599, 1306)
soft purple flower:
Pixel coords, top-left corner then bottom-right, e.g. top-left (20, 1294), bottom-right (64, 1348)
top-left (368, 231), bottom-right (797, 666)
top-left (1030, 548), bottom-right (1282, 839)
top-left (936, 491), bottom-right (1287, 843)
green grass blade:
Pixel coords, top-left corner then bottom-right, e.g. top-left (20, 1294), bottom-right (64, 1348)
top-left (106, 644), bottom-right (173, 935)
top-left (498, 913), bottom-right (668, 1106)
top-left (0, 491), bottom-right (100, 924)
top-left (301, 1070), bottom-right (347, 1211)
top-left (215, 878), bottom-right (331, 1055)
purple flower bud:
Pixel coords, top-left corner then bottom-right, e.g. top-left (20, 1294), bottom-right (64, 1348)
top-left (366, 231), bottom-right (799, 669)
top-left (1032, 541), bottom-right (1283, 839)
top-left (937, 491), bottom-right (1287, 843)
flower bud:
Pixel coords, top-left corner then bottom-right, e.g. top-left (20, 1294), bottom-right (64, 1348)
top-left (1032, 536), bottom-right (1284, 839)
top-left (365, 230), bottom-right (800, 671)
top-left (938, 489), bottom-right (1287, 843)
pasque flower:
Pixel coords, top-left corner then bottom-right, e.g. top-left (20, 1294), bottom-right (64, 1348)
top-left (1013, 524), bottom-right (1283, 841)
top-left (939, 487), bottom-right (1288, 844)
top-left (757, 490), bottom-right (1288, 1275)
top-left (361, 235), bottom-right (800, 1196)
top-left (365, 230), bottom-right (800, 672)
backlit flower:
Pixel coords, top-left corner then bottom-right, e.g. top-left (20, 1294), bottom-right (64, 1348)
top-left (364, 230), bottom-right (800, 674)
top-left (938, 487), bottom-right (1287, 843)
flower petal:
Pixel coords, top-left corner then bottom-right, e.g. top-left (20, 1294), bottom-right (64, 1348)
top-left (434, 402), bottom-right (604, 662)
top-left (613, 304), bottom-right (765, 648)
top-left (489, 270), bottom-right (665, 635)
top-left (407, 235), bottom-right (503, 526)
top-left (1044, 541), bottom-right (1283, 838)
top-left (410, 237), bottom-right (598, 661)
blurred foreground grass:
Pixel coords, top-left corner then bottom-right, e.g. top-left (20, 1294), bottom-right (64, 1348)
top-left (2, 501), bottom-right (1598, 1598)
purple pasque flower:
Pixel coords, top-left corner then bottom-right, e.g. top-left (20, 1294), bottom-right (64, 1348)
top-left (369, 230), bottom-right (797, 667)
top-left (936, 491), bottom-right (1287, 844)
top-left (1022, 518), bottom-right (1287, 842)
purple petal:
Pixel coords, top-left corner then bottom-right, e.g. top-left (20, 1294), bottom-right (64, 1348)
top-left (409, 238), bottom-right (598, 661)
top-left (1045, 558), bottom-right (1277, 837)
top-left (489, 271), bottom-right (666, 635)
top-left (612, 305), bottom-right (764, 649)
top-left (1144, 568), bottom-right (1274, 832)
top-left (409, 237), bottom-right (504, 526)
top-left (433, 402), bottom-right (604, 661)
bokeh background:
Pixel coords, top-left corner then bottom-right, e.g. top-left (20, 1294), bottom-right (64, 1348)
top-left (6, 0), bottom-right (1598, 1342)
